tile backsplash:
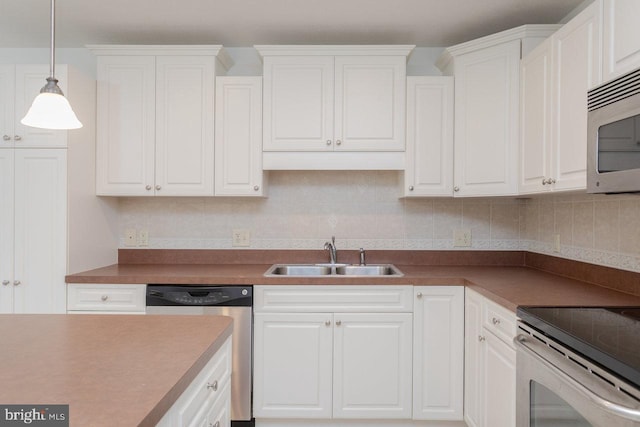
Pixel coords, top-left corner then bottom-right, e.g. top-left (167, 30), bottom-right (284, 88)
top-left (117, 171), bottom-right (640, 273)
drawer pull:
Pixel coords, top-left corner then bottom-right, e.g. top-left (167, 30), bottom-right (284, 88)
top-left (492, 317), bottom-right (501, 325)
top-left (207, 380), bottom-right (218, 391)
top-left (101, 295), bottom-right (109, 302)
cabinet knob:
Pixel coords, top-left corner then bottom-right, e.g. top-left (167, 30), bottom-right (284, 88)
top-left (542, 178), bottom-right (547, 185)
top-left (13, 280), bottom-right (21, 286)
top-left (210, 422), bottom-right (220, 427)
top-left (253, 185), bottom-right (260, 191)
top-left (416, 292), bottom-right (422, 299)
top-left (145, 185), bottom-right (152, 191)
top-left (336, 140), bottom-right (342, 146)
top-left (1, 280), bottom-right (9, 286)
top-left (325, 320), bottom-right (331, 326)
top-left (2, 135), bottom-right (10, 141)
top-left (326, 140), bottom-right (332, 146)
top-left (454, 186), bottom-right (460, 192)
top-left (478, 335), bottom-right (485, 342)
top-left (207, 380), bottom-right (218, 391)
top-left (14, 135), bottom-right (21, 141)
top-left (101, 295), bottom-right (109, 302)
top-left (549, 178), bottom-right (556, 184)
top-left (492, 317), bottom-right (501, 325)
top-left (155, 185), bottom-right (161, 191)
top-left (335, 320), bottom-right (342, 326)
top-left (409, 186), bottom-right (414, 191)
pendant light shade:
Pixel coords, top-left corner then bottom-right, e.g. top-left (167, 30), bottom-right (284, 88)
top-left (21, 0), bottom-right (82, 130)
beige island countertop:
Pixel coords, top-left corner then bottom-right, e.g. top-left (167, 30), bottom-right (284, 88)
top-left (0, 314), bottom-right (232, 427)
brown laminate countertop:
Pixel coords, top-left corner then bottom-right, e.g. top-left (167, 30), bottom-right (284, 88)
top-left (0, 314), bottom-right (233, 427)
top-left (66, 260), bottom-right (640, 312)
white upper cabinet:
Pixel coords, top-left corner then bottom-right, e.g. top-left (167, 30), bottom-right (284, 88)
top-left (403, 76), bottom-right (454, 197)
top-left (602, 0), bottom-right (640, 83)
top-left (91, 46), bottom-right (231, 196)
top-left (0, 64), bottom-right (68, 148)
top-left (520, 3), bottom-right (601, 194)
top-left (437, 26), bottom-right (559, 197)
top-left (215, 76), bottom-right (265, 196)
top-left (257, 46), bottom-right (413, 170)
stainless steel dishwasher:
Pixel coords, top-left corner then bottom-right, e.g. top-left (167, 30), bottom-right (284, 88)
top-left (146, 285), bottom-right (254, 427)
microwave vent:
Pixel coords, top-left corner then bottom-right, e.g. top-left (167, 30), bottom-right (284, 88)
top-left (588, 67), bottom-right (640, 111)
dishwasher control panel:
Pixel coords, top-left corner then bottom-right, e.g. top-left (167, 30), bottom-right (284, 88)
top-left (146, 285), bottom-right (252, 306)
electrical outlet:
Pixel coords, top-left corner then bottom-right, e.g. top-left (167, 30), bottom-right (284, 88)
top-left (138, 230), bottom-right (149, 247)
top-left (453, 229), bottom-right (472, 247)
top-left (554, 234), bottom-right (561, 252)
top-left (124, 229), bottom-right (137, 247)
top-left (232, 229), bottom-right (251, 247)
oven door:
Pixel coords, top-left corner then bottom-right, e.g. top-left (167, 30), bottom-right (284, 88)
top-left (515, 328), bottom-right (640, 427)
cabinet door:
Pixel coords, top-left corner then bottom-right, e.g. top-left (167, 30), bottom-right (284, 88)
top-left (482, 331), bottom-right (516, 427)
top-left (155, 56), bottom-right (215, 196)
top-left (263, 56), bottom-right (334, 151)
top-left (0, 66), bottom-right (15, 148)
top-left (215, 77), bottom-right (264, 196)
top-left (253, 313), bottom-right (333, 419)
top-left (14, 65), bottom-right (67, 148)
top-left (520, 39), bottom-right (552, 195)
top-left (13, 149), bottom-right (67, 313)
top-left (96, 56), bottom-right (156, 196)
top-left (333, 312), bottom-right (413, 419)
top-left (454, 40), bottom-right (521, 196)
top-left (603, 0), bottom-right (640, 82)
top-left (413, 286), bottom-right (464, 420)
top-left (551, 2), bottom-right (600, 191)
top-left (334, 56), bottom-right (406, 151)
top-left (0, 149), bottom-right (14, 313)
top-left (464, 289), bottom-right (483, 427)
top-left (404, 77), bottom-right (454, 196)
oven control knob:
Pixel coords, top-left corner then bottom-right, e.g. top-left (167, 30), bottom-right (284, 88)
top-left (242, 289), bottom-right (248, 296)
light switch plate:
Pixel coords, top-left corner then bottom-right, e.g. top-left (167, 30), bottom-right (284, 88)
top-left (125, 229), bottom-right (137, 247)
top-left (138, 230), bottom-right (149, 247)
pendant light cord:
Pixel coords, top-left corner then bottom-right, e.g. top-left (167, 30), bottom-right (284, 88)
top-left (49, 0), bottom-right (56, 80)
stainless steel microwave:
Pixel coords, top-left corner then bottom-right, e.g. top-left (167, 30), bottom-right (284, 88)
top-left (587, 67), bottom-right (640, 193)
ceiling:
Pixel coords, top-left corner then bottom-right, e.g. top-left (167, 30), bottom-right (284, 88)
top-left (0, 0), bottom-right (586, 48)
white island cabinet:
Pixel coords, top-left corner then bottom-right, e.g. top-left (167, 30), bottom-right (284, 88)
top-left (89, 45), bottom-right (232, 197)
top-left (256, 46), bottom-right (413, 170)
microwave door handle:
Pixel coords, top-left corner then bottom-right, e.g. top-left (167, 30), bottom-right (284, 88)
top-left (514, 335), bottom-right (640, 422)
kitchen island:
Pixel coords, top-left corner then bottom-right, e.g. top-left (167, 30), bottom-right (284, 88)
top-left (0, 314), bottom-right (233, 426)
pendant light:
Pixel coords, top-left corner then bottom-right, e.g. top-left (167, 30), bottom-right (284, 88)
top-left (21, 0), bottom-right (82, 130)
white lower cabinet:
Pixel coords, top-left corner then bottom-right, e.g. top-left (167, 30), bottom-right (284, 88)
top-left (254, 285), bottom-right (466, 426)
top-left (464, 288), bottom-right (517, 427)
top-left (253, 286), bottom-right (414, 421)
top-left (66, 283), bottom-right (146, 314)
top-left (412, 286), bottom-right (464, 420)
top-left (157, 336), bottom-right (232, 427)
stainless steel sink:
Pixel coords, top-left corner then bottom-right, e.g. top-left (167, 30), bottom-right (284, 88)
top-left (264, 264), bottom-right (403, 277)
top-left (335, 265), bottom-right (402, 276)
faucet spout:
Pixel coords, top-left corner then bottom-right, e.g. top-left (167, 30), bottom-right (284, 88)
top-left (324, 236), bottom-right (337, 264)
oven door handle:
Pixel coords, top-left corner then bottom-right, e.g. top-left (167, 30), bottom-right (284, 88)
top-left (514, 334), bottom-right (640, 422)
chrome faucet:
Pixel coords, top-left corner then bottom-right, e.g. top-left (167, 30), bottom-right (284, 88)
top-left (324, 236), bottom-right (337, 264)
top-left (359, 248), bottom-right (366, 265)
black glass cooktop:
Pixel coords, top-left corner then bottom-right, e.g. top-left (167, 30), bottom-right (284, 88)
top-left (517, 306), bottom-right (640, 389)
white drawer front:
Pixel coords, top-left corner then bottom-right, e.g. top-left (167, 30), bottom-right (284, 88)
top-left (254, 286), bottom-right (413, 313)
top-left (67, 284), bottom-right (146, 312)
top-left (483, 298), bottom-right (517, 347)
top-left (177, 337), bottom-right (232, 426)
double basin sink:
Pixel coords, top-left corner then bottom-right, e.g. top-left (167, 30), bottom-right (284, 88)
top-left (264, 264), bottom-right (403, 277)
